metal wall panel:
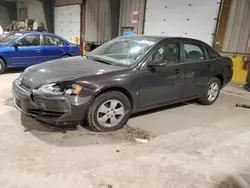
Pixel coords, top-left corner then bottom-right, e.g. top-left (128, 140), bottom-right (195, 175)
top-left (85, 0), bottom-right (111, 42)
top-left (119, 0), bottom-right (146, 35)
top-left (222, 0), bottom-right (250, 54)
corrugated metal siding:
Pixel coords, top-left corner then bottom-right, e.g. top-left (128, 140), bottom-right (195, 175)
top-left (119, 0), bottom-right (146, 35)
top-left (222, 0), bottom-right (250, 54)
top-left (85, 0), bottom-right (111, 42)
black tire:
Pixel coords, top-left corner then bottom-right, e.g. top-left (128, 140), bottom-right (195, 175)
top-left (62, 55), bottom-right (71, 58)
top-left (0, 59), bottom-right (6, 75)
top-left (87, 91), bottom-right (132, 132)
top-left (198, 77), bottom-right (221, 105)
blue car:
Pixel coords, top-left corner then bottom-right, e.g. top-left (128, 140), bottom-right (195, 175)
top-left (0, 31), bottom-right (82, 74)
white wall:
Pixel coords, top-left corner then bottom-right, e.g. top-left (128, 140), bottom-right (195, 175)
top-left (27, 0), bottom-right (47, 29)
top-left (0, 5), bottom-right (10, 31)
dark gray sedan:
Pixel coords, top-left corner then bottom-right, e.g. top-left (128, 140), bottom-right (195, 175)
top-left (12, 36), bottom-right (233, 132)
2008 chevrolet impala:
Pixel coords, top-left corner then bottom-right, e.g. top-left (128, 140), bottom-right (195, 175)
top-left (12, 36), bottom-right (233, 132)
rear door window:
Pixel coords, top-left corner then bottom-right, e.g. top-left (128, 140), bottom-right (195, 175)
top-left (206, 47), bottom-right (220, 60)
top-left (43, 35), bottom-right (64, 46)
top-left (183, 43), bottom-right (206, 63)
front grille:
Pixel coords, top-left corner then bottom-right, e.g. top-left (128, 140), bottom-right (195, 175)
top-left (19, 83), bottom-right (31, 91)
top-left (29, 109), bottom-right (65, 118)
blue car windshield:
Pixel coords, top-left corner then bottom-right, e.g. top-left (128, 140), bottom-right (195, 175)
top-left (87, 38), bottom-right (156, 67)
top-left (0, 33), bottom-right (24, 45)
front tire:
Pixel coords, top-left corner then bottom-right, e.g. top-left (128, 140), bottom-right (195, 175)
top-left (0, 59), bottom-right (6, 75)
top-left (87, 91), bottom-right (132, 132)
top-left (198, 77), bottom-right (221, 105)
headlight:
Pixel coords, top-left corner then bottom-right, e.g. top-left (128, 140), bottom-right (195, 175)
top-left (38, 82), bottom-right (83, 95)
top-left (19, 65), bottom-right (35, 81)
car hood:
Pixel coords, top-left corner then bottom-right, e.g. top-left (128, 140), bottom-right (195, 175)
top-left (20, 56), bottom-right (124, 88)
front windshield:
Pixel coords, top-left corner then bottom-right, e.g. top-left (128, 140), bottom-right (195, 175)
top-left (87, 38), bottom-right (156, 67)
top-left (0, 33), bottom-right (23, 45)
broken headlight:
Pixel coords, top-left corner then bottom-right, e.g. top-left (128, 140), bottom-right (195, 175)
top-left (38, 82), bottom-right (83, 95)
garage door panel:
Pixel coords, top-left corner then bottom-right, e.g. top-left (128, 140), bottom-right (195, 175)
top-left (144, 0), bottom-right (220, 45)
top-left (54, 5), bottom-right (81, 44)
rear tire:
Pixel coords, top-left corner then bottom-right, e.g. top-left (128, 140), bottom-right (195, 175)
top-left (87, 91), bottom-right (132, 132)
top-left (62, 55), bottom-right (71, 58)
top-left (198, 77), bottom-right (221, 105)
top-left (0, 59), bottom-right (6, 75)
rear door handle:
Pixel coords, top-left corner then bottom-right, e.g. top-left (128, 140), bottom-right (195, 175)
top-left (35, 49), bottom-right (41, 53)
top-left (175, 69), bottom-right (180, 74)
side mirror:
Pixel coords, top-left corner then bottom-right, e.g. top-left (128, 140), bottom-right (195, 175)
top-left (14, 41), bottom-right (22, 47)
top-left (147, 59), bottom-right (167, 68)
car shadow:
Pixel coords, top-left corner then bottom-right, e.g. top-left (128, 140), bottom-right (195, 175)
top-left (19, 100), bottom-right (195, 147)
top-left (20, 114), bottom-right (155, 147)
top-left (4, 67), bottom-right (25, 74)
top-left (131, 100), bottom-right (196, 118)
top-left (215, 173), bottom-right (250, 188)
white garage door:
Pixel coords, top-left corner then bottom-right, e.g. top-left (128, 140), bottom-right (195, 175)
top-left (54, 5), bottom-right (81, 44)
top-left (144, 0), bottom-right (220, 45)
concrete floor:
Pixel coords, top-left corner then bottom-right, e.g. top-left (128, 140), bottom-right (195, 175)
top-left (1, 72), bottom-right (250, 188)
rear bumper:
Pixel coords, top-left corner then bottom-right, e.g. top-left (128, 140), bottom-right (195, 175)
top-left (12, 79), bottom-right (91, 126)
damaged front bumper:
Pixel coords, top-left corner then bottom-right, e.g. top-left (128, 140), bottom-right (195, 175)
top-left (12, 79), bottom-right (91, 126)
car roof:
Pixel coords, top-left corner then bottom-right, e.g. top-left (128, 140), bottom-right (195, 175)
top-left (118, 35), bottom-right (208, 44)
top-left (10, 31), bottom-right (55, 35)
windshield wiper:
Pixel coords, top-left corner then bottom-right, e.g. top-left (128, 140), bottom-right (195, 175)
top-left (91, 57), bottom-right (115, 66)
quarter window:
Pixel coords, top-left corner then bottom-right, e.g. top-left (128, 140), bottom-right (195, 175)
top-left (153, 43), bottom-right (180, 65)
top-left (43, 35), bottom-right (64, 46)
top-left (184, 43), bottom-right (205, 62)
top-left (18, 35), bottom-right (40, 47)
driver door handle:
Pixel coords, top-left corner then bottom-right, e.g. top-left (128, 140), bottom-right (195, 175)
top-left (35, 49), bottom-right (41, 53)
top-left (175, 69), bottom-right (180, 74)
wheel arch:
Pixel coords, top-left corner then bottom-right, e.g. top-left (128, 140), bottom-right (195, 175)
top-left (82, 86), bottom-right (135, 123)
top-left (62, 54), bottom-right (72, 57)
top-left (94, 86), bottom-right (134, 109)
top-left (215, 74), bottom-right (224, 88)
top-left (0, 56), bottom-right (7, 66)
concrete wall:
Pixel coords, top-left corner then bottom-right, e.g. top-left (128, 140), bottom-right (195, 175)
top-left (17, 0), bottom-right (47, 29)
top-left (27, 0), bottom-right (47, 29)
top-left (0, 5), bottom-right (11, 31)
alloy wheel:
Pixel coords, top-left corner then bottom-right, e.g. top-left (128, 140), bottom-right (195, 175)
top-left (97, 99), bottom-right (125, 128)
top-left (207, 82), bottom-right (219, 102)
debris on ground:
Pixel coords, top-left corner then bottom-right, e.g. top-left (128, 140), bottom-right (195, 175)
top-left (235, 103), bottom-right (250, 109)
top-left (135, 138), bottom-right (149, 143)
top-left (23, 128), bottom-right (31, 132)
top-left (91, 184), bottom-right (113, 188)
top-left (85, 125), bottom-right (155, 143)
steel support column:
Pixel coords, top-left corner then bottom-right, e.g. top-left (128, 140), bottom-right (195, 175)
top-left (39, 0), bottom-right (54, 32)
top-left (110, 0), bottom-right (120, 39)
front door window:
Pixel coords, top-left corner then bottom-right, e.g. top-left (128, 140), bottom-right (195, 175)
top-left (18, 34), bottom-right (40, 47)
top-left (153, 43), bottom-right (180, 65)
